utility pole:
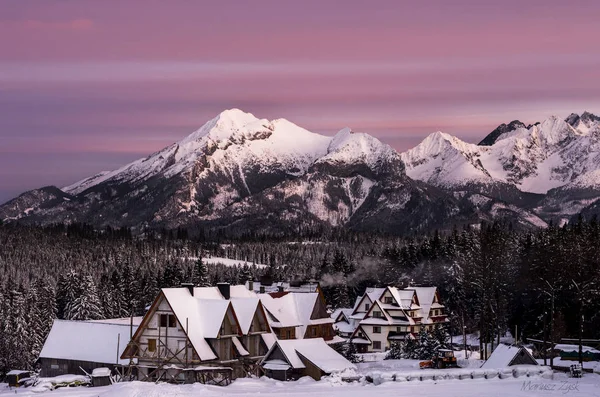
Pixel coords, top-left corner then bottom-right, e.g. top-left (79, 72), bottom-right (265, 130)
top-left (462, 312), bottom-right (467, 359)
top-left (571, 280), bottom-right (584, 366)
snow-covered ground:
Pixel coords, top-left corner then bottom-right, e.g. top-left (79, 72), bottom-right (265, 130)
top-left (183, 256), bottom-right (268, 269)
top-left (3, 372), bottom-right (600, 397)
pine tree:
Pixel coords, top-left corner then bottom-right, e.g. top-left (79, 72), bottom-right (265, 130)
top-left (414, 329), bottom-right (436, 360)
top-left (192, 258), bottom-right (210, 287)
top-left (65, 275), bottom-right (104, 320)
top-left (385, 341), bottom-right (403, 360)
top-left (341, 341), bottom-right (363, 363)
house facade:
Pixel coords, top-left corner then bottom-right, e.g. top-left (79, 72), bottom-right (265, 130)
top-left (121, 283), bottom-right (271, 382)
top-left (349, 286), bottom-right (449, 352)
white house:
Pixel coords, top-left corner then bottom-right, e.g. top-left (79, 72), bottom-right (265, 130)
top-left (349, 286), bottom-right (449, 352)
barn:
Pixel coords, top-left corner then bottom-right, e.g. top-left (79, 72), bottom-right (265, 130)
top-left (261, 338), bottom-right (355, 381)
top-left (38, 318), bottom-right (141, 377)
top-left (480, 344), bottom-right (538, 369)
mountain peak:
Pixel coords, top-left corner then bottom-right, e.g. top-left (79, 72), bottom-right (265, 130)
top-left (478, 120), bottom-right (526, 146)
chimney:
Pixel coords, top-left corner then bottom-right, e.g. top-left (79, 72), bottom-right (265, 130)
top-left (277, 285), bottom-right (285, 293)
top-left (217, 283), bottom-right (230, 300)
top-left (248, 280), bottom-right (254, 291)
top-left (181, 283), bottom-right (194, 296)
top-left (259, 286), bottom-right (265, 294)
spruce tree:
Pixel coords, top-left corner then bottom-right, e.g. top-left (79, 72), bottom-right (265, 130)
top-left (192, 258), bottom-right (210, 287)
top-left (65, 275), bottom-right (104, 320)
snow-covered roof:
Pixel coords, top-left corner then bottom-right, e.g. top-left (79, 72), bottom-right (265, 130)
top-left (263, 338), bottom-right (356, 373)
top-left (406, 287), bottom-right (439, 322)
top-left (91, 368), bottom-right (111, 377)
top-left (554, 344), bottom-right (600, 354)
top-left (40, 319), bottom-right (137, 365)
top-left (6, 370), bottom-right (29, 375)
top-left (230, 298), bottom-right (260, 334)
top-left (261, 333), bottom-right (278, 350)
top-left (259, 292), bottom-right (330, 338)
top-left (331, 308), bottom-right (353, 322)
top-left (481, 344), bottom-right (537, 369)
top-left (263, 359), bottom-right (291, 371)
top-left (161, 288), bottom-right (220, 361)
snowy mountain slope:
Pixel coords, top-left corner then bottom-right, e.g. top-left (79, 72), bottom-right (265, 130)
top-left (401, 112), bottom-right (600, 195)
top-left (2, 109), bottom-right (599, 234)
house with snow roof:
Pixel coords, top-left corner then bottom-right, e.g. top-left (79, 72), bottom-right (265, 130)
top-left (121, 283), bottom-right (271, 382)
top-left (39, 317), bottom-right (142, 377)
top-left (331, 308), bottom-right (355, 339)
top-left (261, 338), bottom-right (356, 381)
top-left (259, 291), bottom-right (343, 346)
top-left (480, 344), bottom-right (538, 368)
top-left (348, 286), bottom-right (449, 352)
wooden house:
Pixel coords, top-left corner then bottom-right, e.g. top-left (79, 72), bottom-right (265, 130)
top-left (261, 338), bottom-right (355, 381)
top-left (121, 283), bottom-right (271, 383)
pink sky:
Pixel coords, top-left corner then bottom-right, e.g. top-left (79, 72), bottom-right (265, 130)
top-left (1, 0), bottom-right (600, 202)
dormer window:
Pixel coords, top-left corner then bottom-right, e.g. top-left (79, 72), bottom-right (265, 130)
top-left (384, 297), bottom-right (393, 304)
top-left (365, 303), bottom-right (370, 311)
top-left (373, 311), bottom-right (382, 318)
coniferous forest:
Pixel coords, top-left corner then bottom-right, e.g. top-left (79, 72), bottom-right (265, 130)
top-left (1, 217), bottom-right (600, 372)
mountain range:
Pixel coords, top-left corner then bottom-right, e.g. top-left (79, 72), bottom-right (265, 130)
top-left (2, 109), bottom-right (600, 236)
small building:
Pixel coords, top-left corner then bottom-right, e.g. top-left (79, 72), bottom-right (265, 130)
top-left (90, 367), bottom-right (112, 387)
top-left (39, 318), bottom-right (141, 377)
top-left (480, 344), bottom-right (538, 368)
top-left (331, 309), bottom-right (355, 339)
top-left (261, 338), bottom-right (355, 381)
top-left (6, 370), bottom-right (30, 387)
top-left (554, 344), bottom-right (600, 362)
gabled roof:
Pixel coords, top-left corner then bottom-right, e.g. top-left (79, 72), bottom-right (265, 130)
top-left (386, 287), bottom-right (420, 310)
top-left (480, 344), bottom-right (538, 369)
top-left (262, 338), bottom-right (356, 373)
top-left (405, 286), bottom-right (446, 324)
top-left (331, 308), bottom-right (353, 323)
top-left (40, 319), bottom-right (136, 365)
top-left (259, 292), bottom-right (333, 337)
top-left (230, 298), bottom-right (260, 334)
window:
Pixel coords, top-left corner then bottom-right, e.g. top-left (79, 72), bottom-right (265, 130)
top-left (373, 311), bottom-right (382, 318)
top-left (159, 314), bottom-right (177, 328)
top-left (396, 326), bottom-right (402, 333)
top-left (148, 338), bottom-right (156, 352)
top-left (365, 303), bottom-right (370, 311)
top-left (373, 341), bottom-right (382, 350)
top-left (373, 326), bottom-right (381, 334)
top-left (286, 330), bottom-right (292, 339)
top-left (311, 327), bottom-right (317, 337)
top-left (385, 297), bottom-right (393, 304)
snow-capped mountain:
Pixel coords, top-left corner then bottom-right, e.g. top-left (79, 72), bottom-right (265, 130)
top-left (0, 109), bottom-right (484, 234)
top-left (402, 113), bottom-right (600, 193)
top-left (2, 109), bottom-right (599, 234)
top-left (400, 111), bottom-right (600, 224)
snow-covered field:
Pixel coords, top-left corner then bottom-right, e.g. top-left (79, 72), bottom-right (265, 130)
top-left (183, 256), bottom-right (268, 269)
top-left (3, 372), bottom-right (600, 397)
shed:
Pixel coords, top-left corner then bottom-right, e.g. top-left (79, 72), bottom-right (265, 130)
top-left (554, 344), bottom-right (600, 362)
top-left (261, 338), bottom-right (356, 381)
top-left (39, 319), bottom-right (139, 377)
top-left (6, 370), bottom-right (31, 387)
top-left (480, 344), bottom-right (538, 369)
top-left (90, 367), bottom-right (112, 387)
